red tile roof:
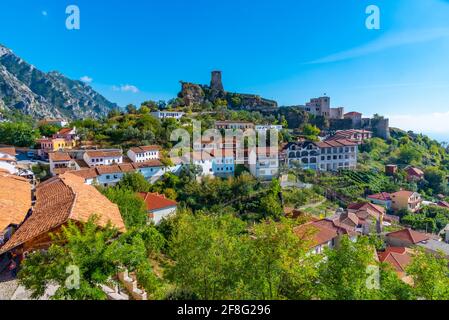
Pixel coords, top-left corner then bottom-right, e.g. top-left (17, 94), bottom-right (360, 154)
top-left (386, 228), bottom-right (429, 245)
top-left (58, 128), bottom-right (74, 135)
top-left (0, 174), bottom-right (125, 253)
top-left (85, 150), bottom-right (122, 158)
top-left (49, 152), bottom-right (72, 162)
top-left (294, 219), bottom-right (355, 248)
top-left (378, 247), bottom-right (413, 273)
top-left (129, 145), bottom-right (160, 154)
top-left (316, 139), bottom-right (358, 148)
top-left (0, 147), bottom-right (16, 157)
top-left (367, 192), bottom-right (392, 202)
top-left (137, 192), bottom-right (177, 212)
top-left (0, 173), bottom-right (32, 231)
top-left (405, 166), bottom-right (424, 177)
top-left (133, 160), bottom-right (163, 168)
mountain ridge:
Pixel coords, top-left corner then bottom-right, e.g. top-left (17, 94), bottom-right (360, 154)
top-left (0, 44), bottom-right (117, 120)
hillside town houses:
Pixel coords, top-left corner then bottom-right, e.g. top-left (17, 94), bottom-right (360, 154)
top-left (4, 99), bottom-right (449, 299)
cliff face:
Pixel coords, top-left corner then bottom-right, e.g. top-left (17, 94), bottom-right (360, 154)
top-left (0, 44), bottom-right (117, 120)
top-left (178, 71), bottom-right (278, 111)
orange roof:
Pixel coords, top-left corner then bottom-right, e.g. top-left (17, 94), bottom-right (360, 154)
top-left (316, 139), bottom-right (358, 148)
top-left (386, 228), bottom-right (429, 245)
top-left (69, 168), bottom-right (99, 179)
top-left (57, 128), bottom-right (74, 135)
top-left (0, 147), bottom-right (16, 157)
top-left (405, 166), bottom-right (424, 177)
top-left (367, 192), bottom-right (392, 202)
top-left (378, 247), bottom-right (413, 273)
top-left (137, 192), bottom-right (177, 212)
top-left (85, 150), bottom-right (122, 158)
top-left (49, 152), bottom-right (72, 162)
top-left (294, 219), bottom-right (355, 248)
top-left (133, 160), bottom-right (163, 168)
top-left (0, 173), bottom-right (32, 231)
top-left (348, 202), bottom-right (385, 216)
top-left (96, 165), bottom-right (122, 175)
top-left (129, 145), bottom-right (160, 154)
top-left (0, 174), bottom-right (125, 253)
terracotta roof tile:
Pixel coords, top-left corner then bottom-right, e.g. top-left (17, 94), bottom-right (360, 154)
top-left (387, 228), bottom-right (429, 245)
top-left (0, 173), bottom-right (32, 231)
top-left (378, 247), bottom-right (413, 273)
top-left (129, 145), bottom-right (160, 154)
top-left (137, 192), bottom-right (177, 211)
top-left (0, 147), bottom-right (16, 157)
top-left (49, 152), bottom-right (72, 162)
top-left (0, 174), bottom-right (125, 253)
top-left (85, 150), bottom-right (122, 158)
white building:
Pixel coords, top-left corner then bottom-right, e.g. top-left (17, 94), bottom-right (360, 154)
top-left (127, 146), bottom-right (160, 163)
top-left (138, 192), bottom-right (178, 225)
top-left (248, 148), bottom-right (279, 180)
top-left (255, 125), bottom-right (283, 132)
top-left (285, 139), bottom-right (358, 172)
top-left (151, 111), bottom-right (185, 120)
top-left (83, 150), bottom-right (123, 167)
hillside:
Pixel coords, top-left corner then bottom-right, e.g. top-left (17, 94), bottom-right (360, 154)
top-left (0, 44), bottom-right (117, 120)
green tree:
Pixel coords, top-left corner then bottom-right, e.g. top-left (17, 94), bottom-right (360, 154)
top-left (302, 124), bottom-right (320, 140)
top-left (18, 217), bottom-right (149, 300)
top-left (317, 236), bottom-right (380, 300)
top-left (101, 187), bottom-right (148, 228)
top-left (0, 122), bottom-right (39, 147)
top-left (117, 172), bottom-right (151, 192)
top-left (38, 124), bottom-right (60, 137)
top-left (407, 249), bottom-right (449, 300)
top-left (166, 213), bottom-right (246, 300)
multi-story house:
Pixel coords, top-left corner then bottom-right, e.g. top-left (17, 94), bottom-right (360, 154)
top-left (299, 96), bottom-right (344, 119)
top-left (150, 110), bottom-right (185, 120)
top-left (316, 140), bottom-right (358, 171)
top-left (215, 121), bottom-right (255, 131)
top-left (83, 150), bottom-right (123, 167)
top-left (248, 147), bottom-right (279, 180)
top-left (391, 190), bottom-right (422, 212)
top-left (127, 146), bottom-right (160, 163)
top-left (211, 149), bottom-right (235, 177)
top-left (37, 137), bottom-right (77, 158)
top-left (284, 141), bottom-right (321, 170)
top-left (285, 139), bottom-right (357, 172)
top-left (49, 152), bottom-right (77, 175)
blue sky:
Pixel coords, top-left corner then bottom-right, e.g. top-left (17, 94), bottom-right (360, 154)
top-left (1, 0), bottom-right (449, 140)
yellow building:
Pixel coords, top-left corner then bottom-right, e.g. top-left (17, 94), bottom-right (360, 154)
top-left (391, 191), bottom-right (422, 213)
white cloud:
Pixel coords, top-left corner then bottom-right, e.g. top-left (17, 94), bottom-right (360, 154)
top-left (388, 111), bottom-right (449, 138)
top-left (42, 11), bottom-right (48, 16)
top-left (80, 76), bottom-right (93, 83)
top-left (307, 28), bottom-right (449, 64)
top-left (112, 84), bottom-right (140, 93)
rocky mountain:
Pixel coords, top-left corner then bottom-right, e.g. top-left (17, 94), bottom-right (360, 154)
top-left (0, 44), bottom-right (117, 120)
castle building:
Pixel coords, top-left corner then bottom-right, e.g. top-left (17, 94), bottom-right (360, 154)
top-left (300, 96), bottom-right (344, 119)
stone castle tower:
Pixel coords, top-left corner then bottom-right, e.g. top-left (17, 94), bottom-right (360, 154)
top-left (210, 71), bottom-right (224, 92)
